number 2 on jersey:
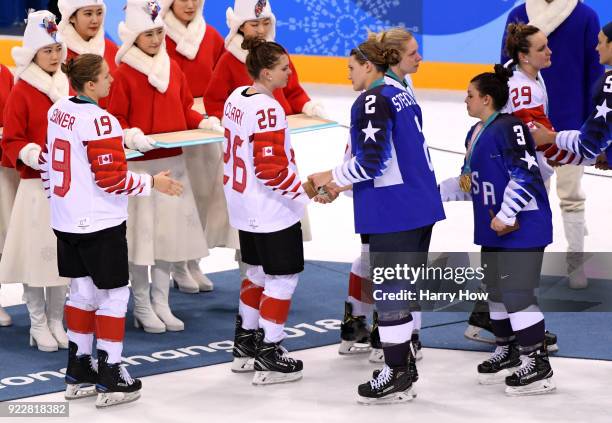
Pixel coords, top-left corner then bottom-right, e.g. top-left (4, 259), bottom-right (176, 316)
top-left (223, 129), bottom-right (247, 193)
top-left (52, 139), bottom-right (71, 197)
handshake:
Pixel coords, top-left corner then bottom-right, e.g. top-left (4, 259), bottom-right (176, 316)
top-left (303, 170), bottom-right (347, 204)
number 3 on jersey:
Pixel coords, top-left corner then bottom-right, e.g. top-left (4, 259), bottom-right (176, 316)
top-left (223, 129), bottom-right (247, 193)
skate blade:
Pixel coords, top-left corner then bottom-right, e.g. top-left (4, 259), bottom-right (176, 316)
top-left (368, 348), bottom-right (384, 363)
top-left (547, 343), bottom-right (559, 353)
top-left (65, 383), bottom-right (97, 400)
top-left (477, 368), bottom-right (519, 385)
top-left (338, 340), bottom-right (371, 355)
top-left (95, 391), bottom-right (141, 408)
top-left (464, 325), bottom-right (496, 345)
top-left (505, 378), bottom-right (556, 396)
top-left (357, 387), bottom-right (416, 405)
top-left (231, 357), bottom-right (255, 373)
top-left (252, 370), bottom-right (303, 386)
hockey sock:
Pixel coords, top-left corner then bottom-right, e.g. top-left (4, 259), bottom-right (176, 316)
top-left (489, 301), bottom-right (515, 345)
top-left (96, 286), bottom-right (130, 364)
top-left (65, 277), bottom-right (96, 356)
top-left (347, 244), bottom-right (374, 316)
top-left (508, 304), bottom-right (545, 349)
top-left (259, 273), bottom-right (298, 343)
top-left (378, 314), bottom-right (414, 367)
top-left (239, 265), bottom-right (265, 330)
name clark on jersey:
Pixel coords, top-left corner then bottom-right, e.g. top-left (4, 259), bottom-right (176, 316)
top-left (224, 101), bottom-right (244, 126)
top-left (49, 108), bottom-right (76, 131)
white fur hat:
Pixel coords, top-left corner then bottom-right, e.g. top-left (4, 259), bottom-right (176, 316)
top-left (160, 0), bottom-right (205, 18)
top-left (225, 0), bottom-right (276, 47)
top-left (58, 0), bottom-right (106, 22)
top-left (12, 10), bottom-right (67, 79)
top-left (116, 0), bottom-right (165, 64)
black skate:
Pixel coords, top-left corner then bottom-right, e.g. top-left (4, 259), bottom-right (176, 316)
top-left (411, 331), bottom-right (423, 361)
top-left (231, 315), bottom-right (262, 373)
top-left (477, 343), bottom-right (521, 385)
top-left (368, 311), bottom-right (384, 363)
top-left (95, 350), bottom-right (142, 408)
top-left (357, 365), bottom-right (416, 405)
top-left (65, 341), bottom-right (98, 399)
top-left (253, 333), bottom-right (303, 385)
top-left (339, 302), bottom-right (371, 355)
top-left (505, 345), bottom-right (555, 396)
top-left (544, 331), bottom-right (559, 353)
top-left (373, 341), bottom-right (419, 383)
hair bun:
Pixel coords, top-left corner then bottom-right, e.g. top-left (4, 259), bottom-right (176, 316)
top-left (493, 63), bottom-right (512, 83)
top-left (383, 48), bottom-right (401, 66)
top-left (241, 37), bottom-right (267, 52)
top-left (61, 58), bottom-right (76, 76)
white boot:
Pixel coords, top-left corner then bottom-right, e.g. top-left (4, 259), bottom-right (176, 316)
top-left (187, 259), bottom-right (214, 292)
top-left (0, 304), bottom-right (11, 326)
top-left (151, 262), bottom-right (184, 331)
top-left (562, 210), bottom-right (588, 289)
top-left (0, 284), bottom-right (12, 326)
top-left (46, 286), bottom-right (69, 349)
top-left (23, 285), bottom-right (58, 352)
top-left (171, 261), bottom-right (200, 294)
top-left (130, 265), bottom-right (166, 333)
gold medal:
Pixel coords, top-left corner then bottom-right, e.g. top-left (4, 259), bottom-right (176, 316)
top-left (459, 173), bottom-right (472, 192)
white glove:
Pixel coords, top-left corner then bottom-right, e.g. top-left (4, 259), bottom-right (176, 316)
top-left (302, 100), bottom-right (327, 119)
top-left (18, 143), bottom-right (41, 170)
top-left (124, 128), bottom-right (156, 152)
top-left (198, 116), bottom-right (224, 134)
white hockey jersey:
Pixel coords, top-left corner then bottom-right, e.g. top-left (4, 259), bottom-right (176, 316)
top-left (222, 86), bottom-right (309, 233)
top-left (502, 66), bottom-right (580, 169)
top-left (41, 97), bottom-right (152, 234)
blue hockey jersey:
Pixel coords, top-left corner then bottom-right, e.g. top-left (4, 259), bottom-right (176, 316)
top-left (465, 113), bottom-right (552, 248)
top-left (555, 70), bottom-right (612, 164)
top-left (332, 82), bottom-right (445, 234)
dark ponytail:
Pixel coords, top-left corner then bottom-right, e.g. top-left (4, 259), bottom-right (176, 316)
top-left (470, 65), bottom-right (512, 111)
top-left (242, 38), bottom-right (287, 80)
top-left (61, 54), bottom-right (104, 93)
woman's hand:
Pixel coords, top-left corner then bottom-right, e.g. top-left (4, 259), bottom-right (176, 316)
top-left (530, 122), bottom-right (557, 147)
top-left (308, 170), bottom-right (333, 190)
top-left (490, 216), bottom-right (509, 233)
top-left (153, 170), bottom-right (183, 196)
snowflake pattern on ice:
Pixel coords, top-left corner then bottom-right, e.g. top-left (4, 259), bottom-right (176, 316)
top-left (276, 0), bottom-right (421, 56)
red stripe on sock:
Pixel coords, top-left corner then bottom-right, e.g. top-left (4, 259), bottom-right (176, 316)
top-left (240, 279), bottom-right (264, 310)
top-left (95, 315), bottom-right (126, 342)
top-left (348, 273), bottom-right (363, 300)
top-left (259, 295), bottom-right (291, 324)
top-left (65, 305), bottom-right (95, 334)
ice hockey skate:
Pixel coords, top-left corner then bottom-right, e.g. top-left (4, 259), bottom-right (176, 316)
top-left (357, 365), bottom-right (416, 405)
top-left (477, 343), bottom-right (521, 385)
top-left (95, 350), bottom-right (142, 408)
top-left (505, 345), bottom-right (556, 396)
top-left (411, 332), bottom-right (423, 361)
top-left (368, 311), bottom-right (384, 363)
top-left (372, 341), bottom-right (419, 383)
top-left (64, 342), bottom-right (98, 399)
top-left (338, 302), bottom-right (371, 355)
top-left (231, 315), bottom-right (261, 373)
top-left (252, 333), bottom-right (303, 385)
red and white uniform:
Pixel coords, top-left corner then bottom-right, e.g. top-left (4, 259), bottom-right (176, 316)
top-left (0, 64), bottom-right (18, 253)
top-left (503, 67), bottom-right (560, 181)
top-left (222, 87), bottom-right (309, 233)
top-left (108, 59), bottom-right (203, 161)
top-left (41, 97), bottom-right (152, 234)
top-left (165, 24), bottom-right (224, 98)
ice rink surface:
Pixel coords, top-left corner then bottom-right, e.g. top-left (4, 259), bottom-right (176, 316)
top-left (2, 84), bottom-right (611, 422)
